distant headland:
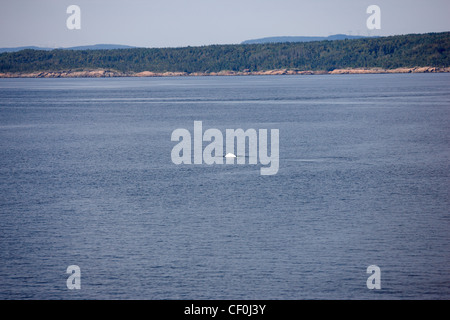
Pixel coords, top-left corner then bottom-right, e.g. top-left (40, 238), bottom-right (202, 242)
top-left (1, 32), bottom-right (449, 78)
top-left (240, 34), bottom-right (375, 44)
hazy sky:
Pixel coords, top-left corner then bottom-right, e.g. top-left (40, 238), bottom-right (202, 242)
top-left (1, 0), bottom-right (449, 48)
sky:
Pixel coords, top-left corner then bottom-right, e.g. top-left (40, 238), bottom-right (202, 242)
top-left (1, 0), bottom-right (449, 48)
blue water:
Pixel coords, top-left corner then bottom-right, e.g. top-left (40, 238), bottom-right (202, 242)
top-left (0, 74), bottom-right (449, 299)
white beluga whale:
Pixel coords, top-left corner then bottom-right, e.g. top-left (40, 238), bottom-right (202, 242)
top-left (224, 153), bottom-right (237, 158)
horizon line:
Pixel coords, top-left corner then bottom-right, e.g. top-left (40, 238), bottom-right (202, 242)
top-left (1, 30), bottom-right (449, 52)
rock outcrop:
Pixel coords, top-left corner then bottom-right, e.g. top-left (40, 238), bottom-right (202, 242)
top-left (329, 67), bottom-right (449, 74)
top-left (0, 69), bottom-right (127, 78)
top-left (1, 67), bottom-right (449, 78)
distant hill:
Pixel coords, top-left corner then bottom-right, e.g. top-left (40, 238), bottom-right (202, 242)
top-left (0, 46), bottom-right (54, 53)
top-left (242, 34), bottom-right (373, 44)
top-left (0, 44), bottom-right (136, 53)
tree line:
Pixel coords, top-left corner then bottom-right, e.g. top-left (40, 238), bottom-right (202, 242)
top-left (1, 32), bottom-right (449, 73)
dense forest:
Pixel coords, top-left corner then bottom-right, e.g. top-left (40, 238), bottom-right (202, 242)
top-left (1, 32), bottom-right (449, 74)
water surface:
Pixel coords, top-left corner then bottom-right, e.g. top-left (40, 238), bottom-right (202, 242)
top-left (0, 74), bottom-right (449, 299)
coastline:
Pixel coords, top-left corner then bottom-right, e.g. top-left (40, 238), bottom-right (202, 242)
top-left (0, 66), bottom-right (449, 78)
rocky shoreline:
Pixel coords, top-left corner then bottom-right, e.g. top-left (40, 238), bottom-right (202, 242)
top-left (0, 66), bottom-right (449, 78)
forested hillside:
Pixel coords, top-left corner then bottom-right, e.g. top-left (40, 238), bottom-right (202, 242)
top-left (1, 32), bottom-right (449, 73)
